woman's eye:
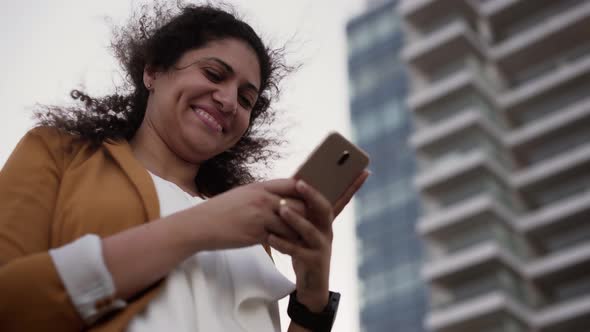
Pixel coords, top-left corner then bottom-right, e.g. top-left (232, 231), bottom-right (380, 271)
top-left (239, 95), bottom-right (254, 109)
top-left (204, 69), bottom-right (223, 82)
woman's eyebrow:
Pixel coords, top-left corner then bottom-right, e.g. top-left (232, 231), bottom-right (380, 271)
top-left (202, 57), bottom-right (260, 94)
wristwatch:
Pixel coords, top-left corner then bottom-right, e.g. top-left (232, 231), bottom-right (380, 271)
top-left (287, 290), bottom-right (340, 332)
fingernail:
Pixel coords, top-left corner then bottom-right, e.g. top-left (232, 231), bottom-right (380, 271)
top-left (367, 169), bottom-right (373, 176)
top-left (296, 180), bottom-right (307, 192)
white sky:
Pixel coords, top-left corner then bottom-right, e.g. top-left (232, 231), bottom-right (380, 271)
top-left (0, 0), bottom-right (367, 330)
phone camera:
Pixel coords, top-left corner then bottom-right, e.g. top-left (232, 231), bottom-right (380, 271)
top-left (338, 151), bottom-right (350, 165)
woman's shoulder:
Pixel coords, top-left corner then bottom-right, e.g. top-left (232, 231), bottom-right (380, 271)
top-left (19, 126), bottom-right (105, 162)
top-left (25, 125), bottom-right (79, 142)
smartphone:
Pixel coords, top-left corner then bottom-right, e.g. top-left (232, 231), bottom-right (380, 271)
top-left (293, 132), bottom-right (370, 205)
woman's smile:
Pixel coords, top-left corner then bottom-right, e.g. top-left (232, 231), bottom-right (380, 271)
top-left (191, 106), bottom-right (224, 133)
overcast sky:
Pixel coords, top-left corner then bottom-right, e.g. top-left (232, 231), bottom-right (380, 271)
top-left (0, 0), bottom-right (368, 330)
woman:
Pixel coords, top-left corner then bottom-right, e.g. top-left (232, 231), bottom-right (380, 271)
top-left (0, 3), bottom-right (368, 332)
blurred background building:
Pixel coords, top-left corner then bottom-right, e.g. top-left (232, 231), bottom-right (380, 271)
top-left (346, 1), bottom-right (428, 331)
top-left (348, 0), bottom-right (590, 331)
top-left (400, 0), bottom-right (590, 331)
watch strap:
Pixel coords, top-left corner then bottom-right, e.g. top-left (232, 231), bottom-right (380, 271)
top-left (287, 290), bottom-right (340, 332)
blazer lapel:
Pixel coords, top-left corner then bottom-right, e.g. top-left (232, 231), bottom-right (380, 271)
top-left (103, 139), bottom-right (160, 221)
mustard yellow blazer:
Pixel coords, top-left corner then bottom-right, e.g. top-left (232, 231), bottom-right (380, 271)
top-left (0, 127), bottom-right (270, 331)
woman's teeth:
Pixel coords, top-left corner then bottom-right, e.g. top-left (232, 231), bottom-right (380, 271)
top-left (193, 108), bottom-right (222, 132)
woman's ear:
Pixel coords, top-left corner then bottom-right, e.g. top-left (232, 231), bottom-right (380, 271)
top-left (143, 65), bottom-right (157, 91)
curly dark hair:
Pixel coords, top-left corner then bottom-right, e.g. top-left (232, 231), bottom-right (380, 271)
top-left (34, 2), bottom-right (291, 197)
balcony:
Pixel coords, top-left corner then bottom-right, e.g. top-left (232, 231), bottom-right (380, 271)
top-left (534, 293), bottom-right (590, 332)
top-left (511, 109), bottom-right (590, 169)
top-left (422, 241), bottom-right (521, 283)
top-left (507, 95), bottom-right (590, 151)
top-left (426, 291), bottom-right (532, 332)
top-left (408, 59), bottom-right (497, 113)
top-left (415, 149), bottom-right (510, 197)
top-left (499, 48), bottom-right (590, 111)
top-left (418, 193), bottom-right (516, 237)
top-left (526, 242), bottom-right (590, 281)
top-left (402, 19), bottom-right (486, 75)
top-left (411, 109), bottom-right (504, 152)
top-left (477, 0), bottom-right (521, 18)
top-left (480, 0), bottom-right (580, 39)
top-left (520, 188), bottom-right (590, 260)
top-left (490, 1), bottom-right (590, 77)
top-left (512, 141), bottom-right (590, 191)
top-left (399, 0), bottom-right (477, 29)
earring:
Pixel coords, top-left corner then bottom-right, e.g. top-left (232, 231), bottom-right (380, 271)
top-left (146, 83), bottom-right (152, 90)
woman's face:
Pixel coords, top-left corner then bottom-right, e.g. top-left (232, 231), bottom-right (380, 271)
top-left (144, 38), bottom-right (261, 164)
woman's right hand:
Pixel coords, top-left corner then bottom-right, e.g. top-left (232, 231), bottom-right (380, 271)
top-left (192, 178), bottom-right (306, 250)
top-left (103, 178), bottom-right (305, 300)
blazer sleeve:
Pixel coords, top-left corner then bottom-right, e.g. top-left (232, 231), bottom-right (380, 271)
top-left (0, 127), bottom-right (84, 331)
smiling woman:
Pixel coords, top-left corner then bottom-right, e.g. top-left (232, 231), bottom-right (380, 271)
top-left (34, 3), bottom-right (287, 197)
top-left (0, 2), bottom-right (369, 332)
top-left (136, 39), bottom-right (262, 179)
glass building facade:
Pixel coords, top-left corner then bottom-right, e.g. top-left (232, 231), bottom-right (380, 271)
top-left (346, 1), bottom-right (427, 331)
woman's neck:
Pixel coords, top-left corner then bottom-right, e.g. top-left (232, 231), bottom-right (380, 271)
top-left (130, 119), bottom-right (200, 196)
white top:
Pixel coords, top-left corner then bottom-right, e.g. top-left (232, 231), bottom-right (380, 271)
top-left (49, 172), bottom-right (295, 331)
top-left (128, 172), bottom-right (295, 332)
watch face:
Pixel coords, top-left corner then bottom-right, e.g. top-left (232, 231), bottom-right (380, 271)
top-left (326, 292), bottom-right (340, 328)
top-left (327, 291), bottom-right (341, 312)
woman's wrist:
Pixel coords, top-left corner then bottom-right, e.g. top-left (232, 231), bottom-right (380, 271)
top-left (295, 289), bottom-right (330, 312)
top-left (171, 205), bottom-right (214, 252)
top-left (170, 202), bottom-right (229, 253)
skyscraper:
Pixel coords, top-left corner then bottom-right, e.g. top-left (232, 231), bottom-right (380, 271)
top-left (401, 0), bottom-right (590, 331)
top-left (346, 1), bottom-right (428, 331)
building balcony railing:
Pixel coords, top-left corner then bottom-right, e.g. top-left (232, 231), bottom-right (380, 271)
top-left (512, 141), bottom-right (590, 190)
top-left (490, 0), bottom-right (590, 65)
top-left (506, 95), bottom-right (590, 150)
top-left (399, 0), bottom-right (476, 27)
top-left (408, 65), bottom-right (473, 111)
top-left (426, 291), bottom-right (532, 331)
top-left (415, 149), bottom-right (510, 195)
top-left (499, 49), bottom-right (590, 111)
top-left (417, 193), bottom-right (516, 237)
top-left (519, 190), bottom-right (590, 235)
top-left (402, 19), bottom-right (486, 75)
top-left (526, 242), bottom-right (590, 282)
top-left (427, 286), bottom-right (590, 332)
top-left (428, 290), bottom-right (590, 331)
top-left (422, 241), bottom-right (521, 282)
top-left (477, 0), bottom-right (519, 18)
top-left (410, 108), bottom-right (504, 153)
top-left (423, 237), bottom-right (590, 286)
top-left (533, 293), bottom-right (590, 331)
top-left (408, 58), bottom-right (498, 114)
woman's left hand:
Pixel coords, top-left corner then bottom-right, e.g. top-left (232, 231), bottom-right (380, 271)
top-left (267, 179), bottom-right (334, 311)
top-left (268, 170), bottom-right (370, 311)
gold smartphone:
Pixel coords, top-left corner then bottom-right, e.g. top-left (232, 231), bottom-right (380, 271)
top-left (293, 132), bottom-right (370, 205)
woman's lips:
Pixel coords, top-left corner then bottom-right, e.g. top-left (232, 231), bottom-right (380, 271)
top-left (192, 107), bottom-right (223, 132)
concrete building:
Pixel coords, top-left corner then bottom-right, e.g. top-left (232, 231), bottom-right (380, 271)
top-left (346, 1), bottom-right (428, 331)
top-left (400, 0), bottom-right (590, 331)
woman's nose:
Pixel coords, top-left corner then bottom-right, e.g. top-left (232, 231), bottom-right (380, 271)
top-left (212, 85), bottom-right (237, 114)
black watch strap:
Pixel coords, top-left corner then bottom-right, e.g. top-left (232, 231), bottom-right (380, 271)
top-left (287, 290), bottom-right (340, 332)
